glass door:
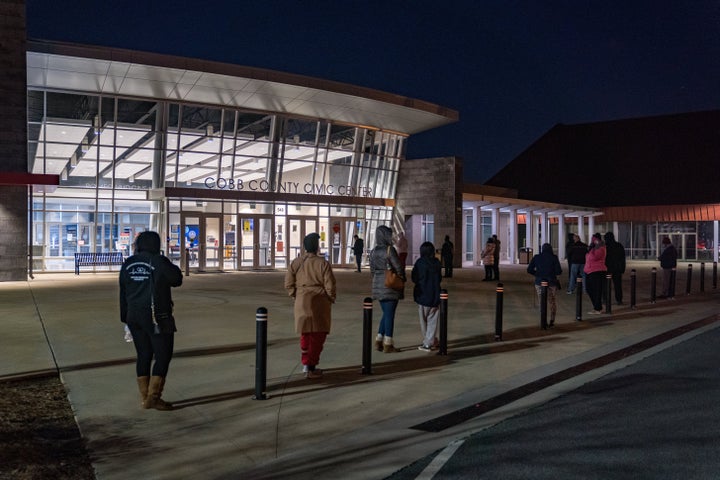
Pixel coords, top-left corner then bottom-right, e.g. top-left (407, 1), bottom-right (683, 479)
top-left (180, 213), bottom-right (223, 272)
top-left (328, 217), bottom-right (356, 267)
top-left (287, 217), bottom-right (318, 262)
top-left (203, 215), bottom-right (222, 271)
top-left (239, 215), bottom-right (274, 269)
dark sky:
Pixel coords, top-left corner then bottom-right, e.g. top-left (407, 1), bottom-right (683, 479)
top-left (25, 0), bottom-right (720, 184)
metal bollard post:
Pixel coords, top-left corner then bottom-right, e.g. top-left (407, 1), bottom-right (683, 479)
top-left (185, 250), bottom-right (190, 277)
top-left (540, 280), bottom-right (548, 330)
top-left (605, 273), bottom-right (612, 315)
top-left (575, 276), bottom-right (583, 321)
top-left (701, 263), bottom-right (705, 293)
top-left (494, 283), bottom-right (504, 341)
top-left (362, 297), bottom-right (373, 375)
top-left (686, 264), bottom-right (692, 295)
top-left (439, 289), bottom-right (448, 355)
top-left (630, 269), bottom-right (637, 309)
top-left (669, 267), bottom-right (677, 299)
top-left (714, 262), bottom-right (717, 289)
top-left (253, 307), bottom-right (268, 400)
top-left (650, 267), bottom-right (657, 303)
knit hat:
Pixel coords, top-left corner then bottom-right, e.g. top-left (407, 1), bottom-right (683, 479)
top-left (303, 233), bottom-right (320, 253)
top-left (662, 237), bottom-right (671, 245)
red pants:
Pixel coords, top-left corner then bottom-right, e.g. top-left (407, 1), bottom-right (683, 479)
top-left (300, 332), bottom-right (327, 367)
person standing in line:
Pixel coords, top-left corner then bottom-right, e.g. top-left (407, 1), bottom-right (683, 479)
top-left (567, 234), bottom-right (588, 294)
top-left (411, 241), bottom-right (442, 351)
top-left (351, 234), bottom-right (364, 273)
top-left (658, 236), bottom-right (678, 298)
top-left (120, 231), bottom-right (183, 410)
top-left (492, 234), bottom-right (501, 281)
top-left (441, 235), bottom-right (454, 278)
top-left (526, 243), bottom-right (563, 327)
top-left (396, 232), bottom-right (409, 271)
top-left (604, 232), bottom-right (626, 305)
top-left (284, 233), bottom-right (336, 379)
top-left (370, 225), bottom-right (406, 353)
top-left (480, 237), bottom-right (496, 281)
top-left (584, 233), bottom-right (607, 315)
top-left (565, 233), bottom-right (575, 282)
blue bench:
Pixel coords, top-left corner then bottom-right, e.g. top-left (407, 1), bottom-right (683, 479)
top-left (74, 252), bottom-right (125, 275)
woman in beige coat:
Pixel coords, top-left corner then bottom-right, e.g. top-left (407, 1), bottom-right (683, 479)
top-left (284, 233), bottom-right (336, 379)
top-left (480, 237), bottom-right (496, 281)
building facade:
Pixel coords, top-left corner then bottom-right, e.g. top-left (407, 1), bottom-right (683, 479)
top-left (12, 38), bottom-right (458, 278)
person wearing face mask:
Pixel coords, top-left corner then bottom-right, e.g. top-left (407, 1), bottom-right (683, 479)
top-left (584, 233), bottom-right (607, 315)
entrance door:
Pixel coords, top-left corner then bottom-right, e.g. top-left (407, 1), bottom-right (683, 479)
top-left (238, 215), bottom-right (274, 269)
top-left (329, 217), bottom-right (359, 268)
top-left (181, 213), bottom-right (223, 272)
top-left (287, 217), bottom-right (318, 262)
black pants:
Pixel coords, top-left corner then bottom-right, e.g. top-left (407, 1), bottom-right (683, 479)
top-left (443, 255), bottom-right (453, 277)
top-left (128, 321), bottom-right (174, 377)
top-left (610, 272), bottom-right (623, 303)
top-left (586, 271), bottom-right (606, 311)
top-left (492, 259), bottom-right (500, 280)
top-left (355, 254), bottom-right (362, 272)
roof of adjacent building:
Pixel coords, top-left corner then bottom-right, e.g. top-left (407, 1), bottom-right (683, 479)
top-left (485, 110), bottom-right (720, 208)
top-left (26, 40), bottom-right (458, 136)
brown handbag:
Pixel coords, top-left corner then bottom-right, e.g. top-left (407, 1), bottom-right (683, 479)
top-left (384, 246), bottom-right (405, 291)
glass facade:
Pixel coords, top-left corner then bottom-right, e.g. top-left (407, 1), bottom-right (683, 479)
top-left (29, 90), bottom-right (405, 272)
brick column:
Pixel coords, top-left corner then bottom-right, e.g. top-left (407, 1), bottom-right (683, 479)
top-left (0, 0), bottom-right (29, 281)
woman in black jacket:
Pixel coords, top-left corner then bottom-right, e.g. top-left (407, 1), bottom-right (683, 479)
top-left (120, 231), bottom-right (183, 410)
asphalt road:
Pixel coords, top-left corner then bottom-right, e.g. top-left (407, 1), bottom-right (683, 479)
top-left (389, 324), bottom-right (720, 479)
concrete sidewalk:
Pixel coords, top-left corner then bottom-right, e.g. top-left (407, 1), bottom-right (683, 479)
top-left (1, 262), bottom-right (718, 479)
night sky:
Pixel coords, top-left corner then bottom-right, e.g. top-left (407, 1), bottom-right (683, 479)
top-left (25, 0), bottom-right (720, 184)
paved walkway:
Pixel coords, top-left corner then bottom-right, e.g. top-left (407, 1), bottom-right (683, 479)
top-left (1, 261), bottom-right (718, 479)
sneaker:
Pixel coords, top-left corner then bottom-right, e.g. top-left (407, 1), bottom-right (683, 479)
top-left (306, 369), bottom-right (323, 379)
top-left (566, 291), bottom-right (573, 295)
top-left (588, 310), bottom-right (602, 315)
top-left (418, 345), bottom-right (432, 352)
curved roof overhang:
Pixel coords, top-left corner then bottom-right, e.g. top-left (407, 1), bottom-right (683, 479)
top-left (27, 40), bottom-right (458, 136)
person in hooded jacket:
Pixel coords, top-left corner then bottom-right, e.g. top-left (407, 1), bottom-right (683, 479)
top-left (411, 241), bottom-right (442, 351)
top-left (370, 225), bottom-right (406, 353)
top-left (584, 233), bottom-right (607, 314)
top-left (120, 231), bottom-right (183, 410)
top-left (604, 232), bottom-right (626, 305)
top-left (285, 233), bottom-right (336, 379)
top-left (526, 243), bottom-right (563, 327)
top-left (658, 236), bottom-right (678, 298)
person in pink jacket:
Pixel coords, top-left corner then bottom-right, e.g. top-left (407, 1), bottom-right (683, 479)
top-left (584, 233), bottom-right (607, 314)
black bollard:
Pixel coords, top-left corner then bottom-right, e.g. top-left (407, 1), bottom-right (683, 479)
top-left (253, 307), bottom-right (268, 400)
top-left (494, 283), bottom-right (504, 341)
top-left (575, 276), bottom-right (583, 321)
top-left (669, 267), bottom-right (677, 299)
top-left (185, 250), bottom-right (190, 277)
top-left (630, 269), bottom-right (637, 309)
top-left (362, 297), bottom-right (373, 375)
top-left (714, 262), bottom-right (717, 289)
top-left (540, 280), bottom-right (548, 330)
top-left (686, 264), bottom-right (692, 295)
top-left (701, 263), bottom-right (705, 292)
top-left (439, 289), bottom-right (448, 355)
top-left (605, 273), bottom-right (612, 315)
top-left (650, 267), bottom-right (657, 303)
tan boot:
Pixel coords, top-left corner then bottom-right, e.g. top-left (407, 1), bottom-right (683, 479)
top-left (146, 376), bottom-right (173, 411)
top-left (375, 337), bottom-right (384, 352)
top-left (383, 337), bottom-right (399, 353)
top-left (137, 376), bottom-right (150, 408)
